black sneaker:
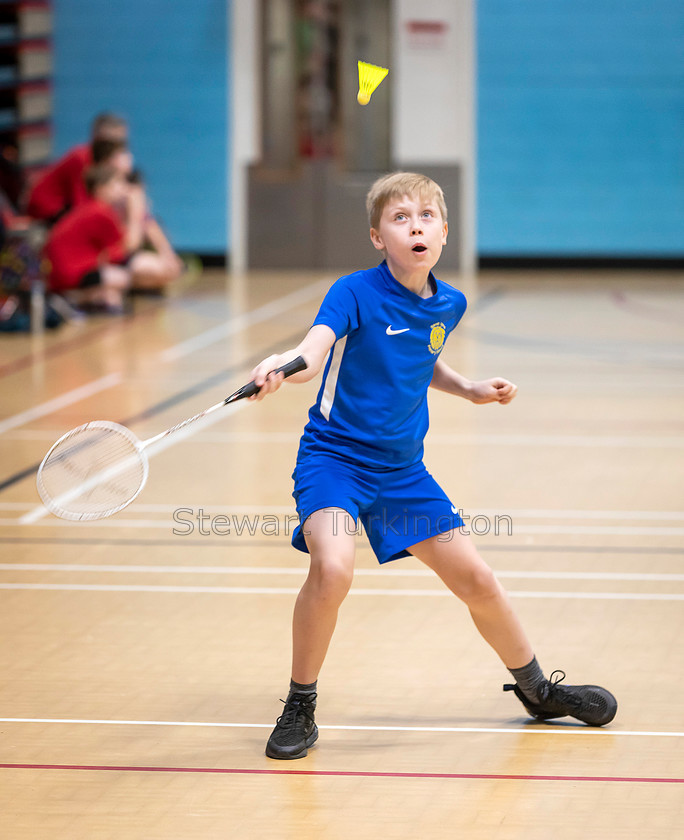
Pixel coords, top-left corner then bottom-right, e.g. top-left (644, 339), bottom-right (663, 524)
top-left (504, 670), bottom-right (617, 726)
top-left (265, 692), bottom-right (319, 759)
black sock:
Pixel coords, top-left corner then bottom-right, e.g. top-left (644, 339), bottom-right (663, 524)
top-left (508, 656), bottom-right (546, 703)
top-left (289, 679), bottom-right (317, 699)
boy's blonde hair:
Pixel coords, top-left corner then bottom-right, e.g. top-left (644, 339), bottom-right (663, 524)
top-left (366, 172), bottom-right (447, 230)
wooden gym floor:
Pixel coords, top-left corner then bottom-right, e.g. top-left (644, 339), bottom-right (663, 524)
top-left (0, 267), bottom-right (683, 839)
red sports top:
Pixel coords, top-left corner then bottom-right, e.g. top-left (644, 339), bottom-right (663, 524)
top-left (26, 143), bottom-right (91, 220)
top-left (44, 199), bottom-right (127, 291)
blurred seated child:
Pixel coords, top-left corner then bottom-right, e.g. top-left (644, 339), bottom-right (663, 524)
top-left (124, 168), bottom-right (184, 289)
top-left (43, 164), bottom-right (132, 312)
top-left (44, 164), bottom-right (178, 313)
top-left (26, 112), bottom-right (128, 224)
top-left (91, 137), bottom-right (134, 177)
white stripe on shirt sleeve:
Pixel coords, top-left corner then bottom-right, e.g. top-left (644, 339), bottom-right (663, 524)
top-left (320, 335), bottom-right (347, 421)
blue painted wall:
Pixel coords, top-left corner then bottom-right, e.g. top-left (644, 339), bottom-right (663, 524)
top-left (477, 0), bottom-right (684, 256)
top-left (53, 2), bottom-right (682, 258)
top-left (53, 0), bottom-right (228, 254)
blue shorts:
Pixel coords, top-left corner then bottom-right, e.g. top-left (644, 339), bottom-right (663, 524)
top-left (291, 454), bottom-right (464, 564)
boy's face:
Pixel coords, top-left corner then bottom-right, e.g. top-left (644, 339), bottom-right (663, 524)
top-left (370, 193), bottom-right (448, 275)
top-left (96, 172), bottom-right (128, 205)
top-left (109, 149), bottom-right (134, 177)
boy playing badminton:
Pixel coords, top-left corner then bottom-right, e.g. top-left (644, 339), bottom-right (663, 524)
top-left (250, 172), bottom-right (617, 760)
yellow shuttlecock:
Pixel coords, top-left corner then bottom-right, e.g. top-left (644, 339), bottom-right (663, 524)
top-left (357, 60), bottom-right (388, 105)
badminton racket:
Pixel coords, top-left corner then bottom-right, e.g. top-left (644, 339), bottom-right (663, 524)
top-left (36, 355), bottom-right (307, 522)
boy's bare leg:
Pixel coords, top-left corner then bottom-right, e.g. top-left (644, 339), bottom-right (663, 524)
top-left (265, 507), bottom-right (355, 759)
top-left (292, 507), bottom-right (357, 684)
top-left (409, 529), bottom-right (534, 669)
top-left (129, 250), bottom-right (182, 289)
top-left (408, 530), bottom-right (617, 725)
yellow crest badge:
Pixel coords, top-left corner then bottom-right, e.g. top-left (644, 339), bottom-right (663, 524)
top-left (428, 322), bottom-right (446, 355)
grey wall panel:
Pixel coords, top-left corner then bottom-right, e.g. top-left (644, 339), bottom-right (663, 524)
top-left (248, 162), bottom-right (460, 271)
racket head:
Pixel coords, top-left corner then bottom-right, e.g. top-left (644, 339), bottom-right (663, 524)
top-left (37, 420), bottom-right (149, 521)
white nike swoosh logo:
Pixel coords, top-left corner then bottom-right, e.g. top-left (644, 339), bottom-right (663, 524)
top-left (386, 326), bottom-right (410, 335)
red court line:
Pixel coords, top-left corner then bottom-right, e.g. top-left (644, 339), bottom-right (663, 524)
top-left (611, 289), bottom-right (683, 327)
top-left (1, 764), bottom-right (682, 784)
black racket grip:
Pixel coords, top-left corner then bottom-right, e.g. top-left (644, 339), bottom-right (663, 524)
top-left (225, 355), bottom-right (308, 403)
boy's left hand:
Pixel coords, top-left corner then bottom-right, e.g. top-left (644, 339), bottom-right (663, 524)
top-left (469, 378), bottom-right (518, 405)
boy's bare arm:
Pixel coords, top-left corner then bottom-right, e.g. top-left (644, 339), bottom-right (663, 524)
top-left (124, 184), bottom-right (147, 252)
top-left (430, 357), bottom-right (518, 405)
top-left (144, 217), bottom-right (175, 258)
top-left (248, 324), bottom-right (337, 400)
top-left (144, 217), bottom-right (184, 274)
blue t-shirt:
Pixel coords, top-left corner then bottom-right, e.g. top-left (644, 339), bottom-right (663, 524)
top-left (297, 260), bottom-right (467, 470)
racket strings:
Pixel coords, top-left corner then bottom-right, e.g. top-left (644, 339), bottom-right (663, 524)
top-left (37, 424), bottom-right (147, 520)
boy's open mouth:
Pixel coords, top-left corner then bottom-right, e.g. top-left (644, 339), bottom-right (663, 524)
top-left (412, 244), bottom-right (427, 253)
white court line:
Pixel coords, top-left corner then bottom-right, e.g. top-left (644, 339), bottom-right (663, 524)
top-left (5, 430), bottom-right (684, 449)
top-left (107, 431), bottom-right (684, 448)
top-left (4, 503), bottom-right (684, 521)
top-left (476, 508), bottom-right (684, 522)
top-left (0, 373), bottom-right (122, 436)
top-left (519, 525), bottom-right (684, 536)
top-left (159, 277), bottom-right (331, 362)
top-left (0, 717), bottom-right (681, 738)
top-left (0, 583), bottom-right (682, 600)
top-left (1, 518), bottom-right (269, 528)
top-left (5, 516), bottom-right (684, 536)
top-left (428, 433), bottom-right (684, 448)
top-left (1, 502), bottom-right (292, 514)
top-left (2, 564), bottom-right (683, 583)
top-left (27, 430), bottom-right (676, 448)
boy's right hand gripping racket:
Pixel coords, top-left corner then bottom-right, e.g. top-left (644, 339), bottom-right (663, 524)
top-left (36, 356), bottom-right (307, 522)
